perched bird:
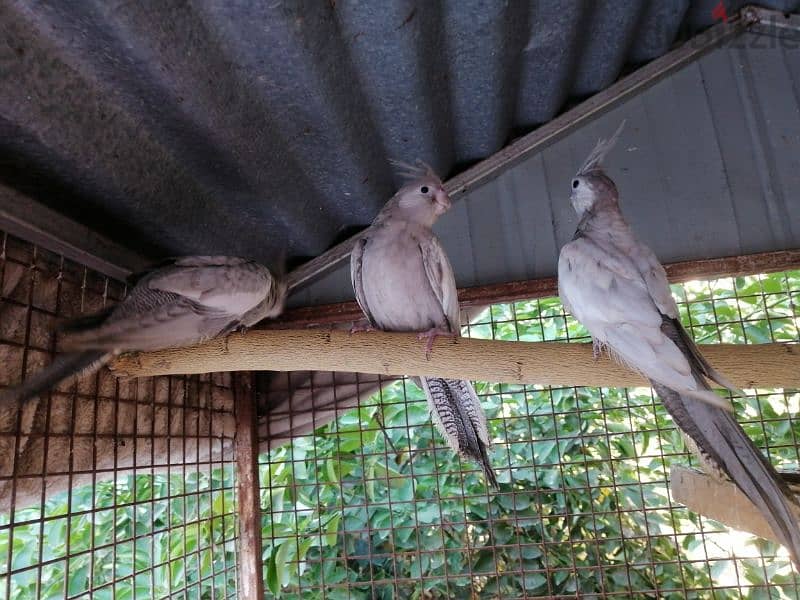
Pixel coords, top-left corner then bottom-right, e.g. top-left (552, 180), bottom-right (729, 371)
top-left (2, 256), bottom-right (287, 404)
top-left (350, 161), bottom-right (498, 488)
top-left (557, 123), bottom-right (800, 567)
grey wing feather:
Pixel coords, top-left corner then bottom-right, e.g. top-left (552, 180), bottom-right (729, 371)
top-left (63, 273), bottom-right (242, 352)
top-left (418, 236), bottom-right (460, 333)
top-left (62, 291), bottom-right (236, 351)
top-left (669, 317), bottom-right (745, 397)
top-left (633, 244), bottom-right (743, 397)
top-left (633, 245), bottom-right (679, 318)
top-left (350, 237), bottom-right (378, 327)
top-left (629, 240), bottom-right (742, 396)
top-left (147, 260), bottom-right (271, 316)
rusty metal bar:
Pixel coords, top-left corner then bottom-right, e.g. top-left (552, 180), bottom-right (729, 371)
top-left (272, 249), bottom-right (800, 328)
top-left (234, 372), bottom-right (265, 599)
top-left (0, 185), bottom-right (149, 281)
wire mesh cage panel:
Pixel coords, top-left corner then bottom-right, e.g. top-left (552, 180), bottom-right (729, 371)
top-left (258, 271), bottom-right (800, 599)
top-left (0, 233), bottom-right (239, 599)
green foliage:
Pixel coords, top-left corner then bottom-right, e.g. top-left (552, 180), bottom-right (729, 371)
top-left (259, 271), bottom-right (800, 598)
top-left (0, 467), bottom-right (237, 599)
top-left (2, 271), bottom-right (799, 598)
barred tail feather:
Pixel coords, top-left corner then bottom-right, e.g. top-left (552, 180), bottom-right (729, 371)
top-left (420, 377), bottom-right (498, 488)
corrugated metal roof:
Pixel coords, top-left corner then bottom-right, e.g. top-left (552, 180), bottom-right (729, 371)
top-left (3, 1), bottom-right (797, 277)
top-left (293, 25), bottom-right (800, 306)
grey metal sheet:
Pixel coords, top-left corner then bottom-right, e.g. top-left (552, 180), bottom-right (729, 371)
top-left (5, 0), bottom-right (797, 276)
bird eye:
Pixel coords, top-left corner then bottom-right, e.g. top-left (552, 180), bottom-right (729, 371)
top-left (420, 186), bottom-right (429, 194)
top-left (572, 179), bottom-right (579, 189)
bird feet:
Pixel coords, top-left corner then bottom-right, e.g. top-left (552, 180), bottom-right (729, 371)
top-left (591, 338), bottom-right (604, 361)
top-left (417, 327), bottom-right (456, 358)
top-left (349, 321), bottom-right (375, 335)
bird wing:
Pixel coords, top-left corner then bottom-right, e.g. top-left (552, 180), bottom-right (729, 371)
top-left (629, 240), bottom-right (679, 319)
top-left (62, 257), bottom-right (276, 352)
top-left (558, 236), bottom-right (729, 409)
top-left (146, 258), bottom-right (271, 317)
top-left (350, 236), bottom-right (378, 327)
top-left (418, 235), bottom-right (461, 333)
top-left (62, 286), bottom-right (238, 352)
top-left (630, 240), bottom-right (743, 396)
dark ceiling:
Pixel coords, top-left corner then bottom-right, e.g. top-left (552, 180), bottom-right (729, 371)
top-left (1, 0), bottom-right (798, 273)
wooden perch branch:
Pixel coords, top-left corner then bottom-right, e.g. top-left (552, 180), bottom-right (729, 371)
top-left (108, 329), bottom-right (800, 388)
top-left (670, 466), bottom-right (800, 543)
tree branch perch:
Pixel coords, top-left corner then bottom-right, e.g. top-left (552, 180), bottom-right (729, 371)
top-left (108, 329), bottom-right (800, 389)
top-left (670, 466), bottom-right (800, 543)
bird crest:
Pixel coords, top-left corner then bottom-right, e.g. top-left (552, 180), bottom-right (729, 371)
top-left (577, 120), bottom-right (626, 176)
top-left (389, 158), bottom-right (442, 185)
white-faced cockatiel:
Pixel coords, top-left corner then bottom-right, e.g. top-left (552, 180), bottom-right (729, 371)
top-left (2, 256), bottom-right (287, 404)
top-left (558, 123), bottom-right (800, 567)
top-left (350, 161), bottom-right (498, 488)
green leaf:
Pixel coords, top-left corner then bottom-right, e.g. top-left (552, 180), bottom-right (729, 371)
top-left (524, 572), bottom-right (547, 591)
top-left (266, 546), bottom-right (280, 597)
top-left (275, 539), bottom-right (292, 589)
top-left (326, 459), bottom-right (339, 484)
top-left (373, 462), bottom-right (405, 488)
top-left (324, 514), bottom-right (341, 547)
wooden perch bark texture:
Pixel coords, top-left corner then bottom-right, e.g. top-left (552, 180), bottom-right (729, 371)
top-left (109, 329), bottom-right (800, 389)
top-left (671, 466), bottom-right (800, 543)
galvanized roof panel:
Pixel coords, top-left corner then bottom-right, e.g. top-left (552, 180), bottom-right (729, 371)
top-left (4, 1), bottom-right (797, 278)
top-left (292, 26), bottom-right (800, 306)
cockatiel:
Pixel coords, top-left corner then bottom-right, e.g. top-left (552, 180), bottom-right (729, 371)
top-left (1, 256), bottom-right (287, 404)
top-left (350, 161), bottom-right (498, 488)
top-left (557, 123), bottom-right (800, 567)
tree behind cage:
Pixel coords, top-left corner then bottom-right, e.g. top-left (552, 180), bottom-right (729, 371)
top-left (258, 271), bottom-right (800, 599)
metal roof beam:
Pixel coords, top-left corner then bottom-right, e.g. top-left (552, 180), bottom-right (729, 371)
top-left (0, 185), bottom-right (149, 281)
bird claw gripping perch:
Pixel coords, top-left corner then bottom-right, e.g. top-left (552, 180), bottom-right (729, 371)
top-left (417, 327), bottom-right (456, 358)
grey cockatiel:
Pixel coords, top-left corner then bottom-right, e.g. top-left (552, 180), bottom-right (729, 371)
top-left (350, 161), bottom-right (498, 488)
top-left (2, 256), bottom-right (287, 404)
top-left (558, 123), bottom-right (800, 567)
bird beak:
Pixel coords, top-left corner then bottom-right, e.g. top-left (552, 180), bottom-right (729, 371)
top-left (434, 189), bottom-right (451, 214)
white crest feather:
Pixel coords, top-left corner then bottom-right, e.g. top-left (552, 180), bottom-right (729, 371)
top-left (577, 120), bottom-right (626, 175)
top-left (389, 158), bottom-right (441, 184)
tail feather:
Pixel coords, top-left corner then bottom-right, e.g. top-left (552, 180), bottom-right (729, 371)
top-left (655, 382), bottom-right (800, 567)
top-left (420, 377), bottom-right (498, 488)
top-left (0, 351), bottom-right (111, 406)
top-left (657, 316), bottom-right (800, 567)
top-left (57, 307), bottom-right (114, 335)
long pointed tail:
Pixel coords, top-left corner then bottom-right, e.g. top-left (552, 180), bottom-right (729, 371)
top-left (420, 377), bottom-right (498, 488)
top-left (656, 315), bottom-right (800, 567)
top-left (654, 381), bottom-right (800, 568)
top-left (0, 351), bottom-right (111, 405)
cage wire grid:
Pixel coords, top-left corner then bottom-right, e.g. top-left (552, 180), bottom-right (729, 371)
top-left (258, 271), bottom-right (800, 599)
top-left (1, 227), bottom-right (800, 599)
top-left (0, 232), bottom-right (239, 599)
